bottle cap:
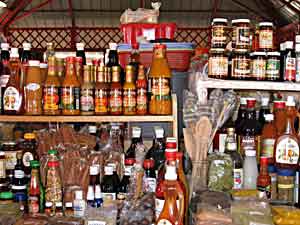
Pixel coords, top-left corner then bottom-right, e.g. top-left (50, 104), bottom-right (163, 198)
top-left (40, 63), bottom-right (48, 69)
top-left (261, 97), bottom-right (269, 107)
top-left (88, 126), bottom-right (97, 134)
top-left (1, 43), bottom-right (9, 50)
top-left (259, 22), bottom-right (273, 27)
top-left (154, 127), bottom-right (164, 138)
top-left (143, 159), bottom-right (155, 169)
top-left (90, 165), bottom-right (100, 175)
top-left (212, 18), bottom-right (228, 25)
top-left (48, 149), bottom-right (58, 155)
top-left (109, 43), bottom-right (117, 50)
top-left (240, 97), bottom-right (248, 105)
top-left (175, 151), bottom-right (183, 160)
top-left (164, 165), bottom-right (177, 180)
top-left (24, 133), bottom-right (35, 139)
top-left (246, 98), bottom-right (256, 108)
top-left (166, 137), bottom-right (177, 149)
top-left (264, 114), bottom-right (274, 121)
top-left (245, 150), bottom-right (256, 157)
top-left (285, 41), bottom-right (294, 49)
top-left (0, 151), bottom-right (4, 156)
top-left (76, 43), bottom-right (85, 50)
top-left (30, 160), bottom-right (40, 168)
top-left (0, 192), bottom-right (13, 200)
top-left (28, 60), bottom-right (40, 67)
top-left (231, 19), bottom-right (250, 24)
top-left (260, 156), bottom-right (268, 165)
top-left (274, 101), bottom-right (286, 109)
top-left (104, 166), bottom-right (114, 175)
top-left (22, 42), bottom-right (31, 50)
top-left (75, 190), bottom-right (83, 200)
top-left (132, 127), bottom-right (142, 138)
top-left (132, 43), bottom-right (139, 49)
top-left (125, 158), bottom-right (135, 166)
top-left (227, 127), bottom-right (235, 133)
top-left (87, 186), bottom-right (95, 200)
top-left (65, 202), bottom-right (73, 207)
top-left (95, 185), bottom-right (102, 199)
top-left (277, 168), bottom-right (296, 176)
top-left (45, 202), bottom-right (53, 207)
top-left (286, 96), bottom-right (296, 107)
top-left (55, 202), bottom-right (63, 207)
top-left (10, 48), bottom-right (19, 58)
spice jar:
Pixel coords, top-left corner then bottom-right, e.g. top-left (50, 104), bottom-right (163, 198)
top-left (259, 22), bottom-right (274, 51)
top-left (208, 48), bottom-right (228, 79)
top-left (211, 18), bottom-right (228, 48)
top-left (232, 19), bottom-right (251, 50)
top-left (231, 49), bottom-right (250, 79)
top-left (251, 52), bottom-right (266, 80)
top-left (25, 60), bottom-right (43, 115)
top-left (266, 52), bottom-right (280, 81)
top-left (277, 168), bottom-right (295, 203)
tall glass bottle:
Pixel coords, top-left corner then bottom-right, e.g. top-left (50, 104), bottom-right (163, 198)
top-left (80, 65), bottom-right (95, 115)
top-left (107, 43), bottom-right (124, 84)
top-left (22, 133), bottom-right (38, 182)
top-left (76, 43), bottom-right (86, 65)
top-left (109, 66), bottom-right (122, 115)
top-left (257, 157), bottom-right (271, 199)
top-left (118, 158), bottom-right (135, 199)
top-left (129, 43), bottom-right (140, 81)
top-left (12, 152), bottom-right (26, 194)
top-left (62, 57), bottom-right (80, 115)
top-left (125, 126), bottom-right (142, 161)
top-left (123, 65), bottom-right (136, 115)
top-left (21, 42), bottom-right (32, 63)
top-left (43, 42), bottom-right (55, 63)
top-left (3, 48), bottom-right (23, 115)
top-left (149, 44), bottom-right (172, 115)
top-left (95, 65), bottom-right (109, 115)
top-left (86, 165), bottom-right (97, 207)
top-left (236, 97), bottom-right (247, 152)
top-left (101, 165), bottom-right (118, 204)
top-left (224, 127), bottom-right (243, 189)
top-left (0, 43), bottom-right (10, 114)
top-left (136, 65), bottom-right (147, 115)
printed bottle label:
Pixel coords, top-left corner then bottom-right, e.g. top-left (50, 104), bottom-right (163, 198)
top-left (22, 152), bottom-right (34, 167)
top-left (102, 193), bottom-right (116, 202)
top-left (136, 88), bottom-right (147, 112)
top-left (252, 59), bottom-right (266, 79)
top-left (80, 88), bottom-right (94, 112)
top-left (152, 78), bottom-right (170, 97)
top-left (143, 177), bottom-right (157, 193)
top-left (3, 86), bottom-right (22, 111)
top-left (261, 138), bottom-right (275, 158)
top-left (123, 89), bottom-right (136, 111)
top-left (240, 135), bottom-right (256, 155)
top-left (95, 89), bottom-right (108, 113)
top-left (236, 27), bottom-right (250, 46)
top-left (28, 196), bottom-right (39, 214)
top-left (259, 30), bottom-right (273, 49)
top-left (0, 160), bottom-right (5, 178)
top-left (266, 59), bottom-right (280, 77)
top-left (275, 137), bottom-right (299, 165)
top-left (62, 87), bottom-right (80, 110)
top-left (109, 89), bottom-right (122, 112)
top-left (26, 83), bottom-right (40, 91)
top-left (209, 57), bottom-right (228, 76)
top-left (43, 86), bottom-right (59, 111)
top-left (284, 57), bottom-right (296, 81)
top-left (233, 168), bottom-right (243, 189)
top-left (5, 152), bottom-right (17, 170)
top-left (14, 170), bottom-right (25, 178)
top-left (212, 25), bottom-right (227, 45)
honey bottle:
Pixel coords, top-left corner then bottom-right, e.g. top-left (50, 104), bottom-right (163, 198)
top-left (123, 65), bottom-right (136, 115)
top-left (80, 65), bottom-right (95, 115)
top-left (136, 65), bottom-right (147, 115)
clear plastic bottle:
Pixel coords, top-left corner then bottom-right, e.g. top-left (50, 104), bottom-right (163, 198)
top-left (243, 150), bottom-right (258, 189)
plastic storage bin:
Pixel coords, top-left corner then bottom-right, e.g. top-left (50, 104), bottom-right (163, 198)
top-left (118, 42), bottom-right (194, 72)
top-left (120, 23), bottom-right (177, 44)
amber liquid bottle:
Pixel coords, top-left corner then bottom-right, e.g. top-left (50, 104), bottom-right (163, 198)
top-left (109, 66), bottom-right (122, 115)
top-left (95, 66), bottom-right (109, 115)
top-left (123, 65), bottom-right (136, 115)
top-left (62, 57), bottom-right (80, 115)
top-left (136, 65), bottom-right (147, 115)
top-left (80, 65), bottom-right (95, 115)
top-left (43, 56), bottom-right (61, 115)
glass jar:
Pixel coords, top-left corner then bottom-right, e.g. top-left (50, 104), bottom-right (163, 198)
top-left (232, 19), bottom-right (251, 50)
top-left (277, 169), bottom-right (295, 203)
top-left (266, 52), bottom-right (280, 81)
top-left (211, 18), bottom-right (228, 48)
top-left (2, 141), bottom-right (18, 186)
top-left (251, 51), bottom-right (266, 80)
top-left (231, 49), bottom-right (250, 79)
top-left (208, 48), bottom-right (228, 79)
top-left (259, 22), bottom-right (274, 51)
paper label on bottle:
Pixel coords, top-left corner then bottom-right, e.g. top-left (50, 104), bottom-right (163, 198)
top-left (296, 57), bottom-right (300, 82)
top-left (143, 177), bottom-right (157, 193)
top-left (232, 58), bottom-right (250, 77)
top-left (212, 25), bottom-right (227, 45)
top-left (136, 88), bottom-right (147, 112)
top-left (62, 87), bottom-right (80, 110)
top-left (80, 88), bottom-right (94, 112)
top-left (109, 89), bottom-right (122, 113)
top-left (26, 83), bottom-right (40, 91)
top-left (152, 78), bottom-right (170, 97)
top-left (252, 59), bottom-right (266, 78)
top-left (14, 169), bottom-right (25, 178)
top-left (0, 75), bottom-right (9, 87)
top-left (5, 151), bottom-right (17, 170)
top-left (155, 198), bottom-right (164, 219)
top-left (43, 86), bottom-right (59, 111)
top-left (22, 151), bottom-right (34, 167)
top-left (218, 133), bottom-right (227, 153)
top-left (95, 89), bottom-right (108, 113)
top-left (266, 59), bottom-right (280, 77)
top-left (259, 30), bottom-right (273, 49)
top-left (236, 27), bottom-right (250, 45)
top-left (257, 185), bottom-right (271, 199)
top-left (157, 219), bottom-right (173, 225)
top-left (209, 56), bottom-right (228, 77)
top-left (102, 193), bottom-right (116, 202)
top-left (3, 86), bottom-right (22, 111)
top-left (28, 196), bottom-right (39, 214)
top-left (261, 138), bottom-right (275, 158)
top-left (0, 160), bottom-right (5, 178)
top-left (123, 89), bottom-right (136, 110)
top-left (124, 166), bottom-right (132, 176)
top-left (240, 135), bottom-right (256, 155)
top-left (275, 137), bottom-right (299, 165)
top-left (284, 57), bottom-right (296, 81)
top-left (88, 221), bottom-right (106, 225)
top-left (233, 168), bottom-right (243, 189)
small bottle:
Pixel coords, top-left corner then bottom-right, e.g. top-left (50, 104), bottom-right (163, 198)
top-left (109, 66), bottom-right (122, 115)
top-left (125, 126), bottom-right (142, 161)
top-left (12, 152), bottom-right (26, 194)
top-left (73, 190), bottom-right (86, 218)
top-left (76, 43), bottom-right (86, 65)
top-left (45, 202), bottom-right (53, 216)
top-left (94, 185), bottom-right (103, 208)
top-left (283, 41), bottom-right (296, 82)
top-left (95, 65), bottom-right (109, 115)
top-left (257, 157), bottom-right (271, 199)
top-left (64, 202), bottom-right (73, 217)
top-left (118, 158), bottom-right (135, 200)
top-left (55, 202), bottom-right (63, 217)
top-left (43, 42), bottom-right (55, 63)
top-left (243, 150), bottom-right (258, 189)
top-left (143, 159), bottom-right (156, 193)
top-left (123, 65), bottom-right (136, 115)
top-left (80, 65), bottom-right (95, 115)
top-left (101, 166), bottom-right (118, 204)
top-left (136, 65), bottom-right (147, 115)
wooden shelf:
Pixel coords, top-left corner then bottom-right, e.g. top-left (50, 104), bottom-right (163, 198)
top-left (198, 79), bottom-right (300, 91)
top-left (0, 115), bottom-right (175, 123)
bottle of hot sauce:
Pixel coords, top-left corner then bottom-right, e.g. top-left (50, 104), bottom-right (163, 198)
top-left (257, 157), bottom-right (271, 199)
top-left (260, 114), bottom-right (276, 164)
top-left (136, 65), bottom-right (147, 115)
top-left (109, 66), bottom-right (122, 115)
top-left (95, 65), bottom-right (109, 115)
top-left (80, 65), bottom-right (95, 115)
top-left (123, 65), bottom-right (136, 115)
top-left (61, 57), bottom-right (80, 115)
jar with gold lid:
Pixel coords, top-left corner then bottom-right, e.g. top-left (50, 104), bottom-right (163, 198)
top-left (211, 18), bottom-right (228, 48)
top-left (208, 48), bottom-right (228, 79)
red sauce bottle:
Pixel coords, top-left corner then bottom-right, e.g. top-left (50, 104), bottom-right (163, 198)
top-left (257, 157), bottom-right (271, 199)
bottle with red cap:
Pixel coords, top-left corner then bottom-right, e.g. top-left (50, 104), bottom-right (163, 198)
top-left (117, 158), bottom-right (135, 200)
top-left (240, 98), bottom-right (260, 158)
top-left (257, 156), bottom-right (271, 199)
top-left (143, 159), bottom-right (156, 193)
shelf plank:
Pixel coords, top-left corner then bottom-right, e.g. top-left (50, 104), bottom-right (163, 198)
top-left (198, 79), bottom-right (300, 91)
top-left (0, 115), bottom-right (175, 123)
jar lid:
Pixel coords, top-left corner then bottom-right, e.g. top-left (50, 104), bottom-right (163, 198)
top-left (264, 114), bottom-right (274, 121)
top-left (143, 159), bottom-right (155, 169)
top-left (234, 48), bottom-right (248, 53)
top-left (48, 149), bottom-right (58, 155)
top-left (0, 191), bottom-right (13, 200)
top-left (259, 22), bottom-right (273, 27)
top-left (252, 51), bottom-right (266, 56)
top-left (210, 48), bottom-right (225, 53)
top-left (30, 160), bottom-right (40, 168)
top-left (212, 18), bottom-right (228, 25)
top-left (28, 60), bottom-right (40, 67)
top-left (45, 202), bottom-right (53, 207)
top-left (267, 52), bottom-right (280, 57)
top-left (277, 168), bottom-right (296, 176)
top-left (232, 19), bottom-right (250, 24)
top-left (125, 158), bottom-right (135, 166)
top-left (24, 133), bottom-right (35, 139)
top-left (14, 192), bottom-right (27, 201)
top-left (274, 101), bottom-right (286, 109)
top-left (245, 150), bottom-right (256, 157)
top-left (40, 63), bottom-right (48, 69)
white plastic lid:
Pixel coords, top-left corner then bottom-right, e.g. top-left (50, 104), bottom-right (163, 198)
top-left (89, 125), bottom-right (97, 134)
top-left (87, 186), bottom-right (95, 200)
top-left (245, 150), bottom-right (256, 157)
top-left (264, 114), bottom-right (274, 121)
top-left (232, 19), bottom-right (250, 24)
top-left (95, 185), bottom-right (102, 198)
top-left (259, 22), bottom-right (273, 27)
top-left (267, 51), bottom-right (280, 57)
top-left (28, 60), bottom-right (40, 67)
top-left (286, 96), bottom-right (296, 106)
top-left (104, 166), bottom-right (114, 175)
top-left (155, 126), bottom-right (164, 138)
top-left (40, 63), bottom-right (48, 69)
top-left (109, 43), bottom-right (117, 50)
top-left (212, 18), bottom-right (228, 25)
top-left (240, 97), bottom-right (247, 105)
top-left (75, 190), bottom-right (83, 200)
top-left (22, 42), bottom-right (31, 50)
top-left (296, 35), bottom-right (300, 44)
top-left (252, 51), bottom-right (266, 56)
top-left (261, 97), bottom-right (269, 106)
top-left (10, 48), bottom-right (19, 58)
top-left (90, 165), bottom-right (99, 175)
top-left (296, 44), bottom-right (300, 52)
top-left (166, 137), bottom-right (177, 144)
top-left (1, 43), bottom-right (9, 50)
top-left (164, 165), bottom-right (177, 180)
top-left (65, 202), bottom-right (73, 207)
top-left (0, 151), bottom-right (5, 156)
top-left (76, 43), bottom-right (85, 50)
top-left (55, 202), bottom-right (63, 207)
top-left (45, 202), bottom-right (53, 207)
top-left (285, 41), bottom-right (294, 49)
top-left (132, 126), bottom-right (141, 138)
top-left (280, 43), bottom-right (285, 51)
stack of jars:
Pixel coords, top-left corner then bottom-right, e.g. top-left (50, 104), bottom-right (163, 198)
top-left (209, 18), bottom-right (281, 81)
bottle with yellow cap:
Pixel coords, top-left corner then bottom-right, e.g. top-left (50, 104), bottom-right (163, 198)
top-left (22, 133), bottom-right (37, 181)
top-left (123, 65), bottom-right (136, 115)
